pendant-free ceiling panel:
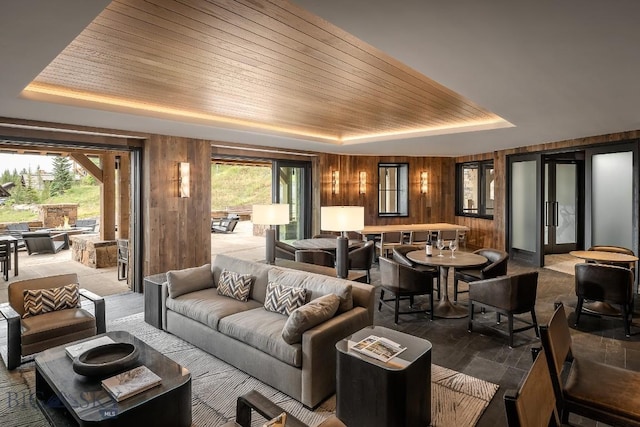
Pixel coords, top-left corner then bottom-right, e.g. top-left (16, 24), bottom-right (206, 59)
top-left (24, 0), bottom-right (510, 144)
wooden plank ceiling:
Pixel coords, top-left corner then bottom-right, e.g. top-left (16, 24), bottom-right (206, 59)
top-left (24, 0), bottom-right (509, 145)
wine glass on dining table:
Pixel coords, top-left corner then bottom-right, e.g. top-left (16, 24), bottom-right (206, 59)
top-left (450, 238), bottom-right (458, 258)
top-left (436, 236), bottom-right (445, 257)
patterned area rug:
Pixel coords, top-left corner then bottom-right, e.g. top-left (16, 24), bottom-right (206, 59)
top-left (1, 313), bottom-right (498, 426)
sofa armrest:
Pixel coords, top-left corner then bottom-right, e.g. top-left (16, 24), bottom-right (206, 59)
top-left (79, 288), bottom-right (106, 334)
top-left (235, 390), bottom-right (308, 427)
top-left (161, 281), bottom-right (169, 330)
top-left (0, 303), bottom-right (22, 370)
top-left (301, 306), bottom-right (370, 408)
top-left (350, 281), bottom-right (375, 324)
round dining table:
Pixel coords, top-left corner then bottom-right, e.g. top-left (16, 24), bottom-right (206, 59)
top-left (407, 250), bottom-right (487, 318)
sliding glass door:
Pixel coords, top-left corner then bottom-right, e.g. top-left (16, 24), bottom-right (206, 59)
top-left (274, 161), bottom-right (311, 241)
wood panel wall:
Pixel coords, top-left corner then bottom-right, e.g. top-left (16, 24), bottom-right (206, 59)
top-left (317, 154), bottom-right (456, 229)
top-left (455, 130), bottom-right (640, 250)
top-left (143, 135), bottom-right (211, 276)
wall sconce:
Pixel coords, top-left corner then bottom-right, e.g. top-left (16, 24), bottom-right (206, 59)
top-left (331, 170), bottom-right (340, 195)
top-left (179, 162), bottom-right (190, 198)
top-left (358, 171), bottom-right (367, 195)
top-left (420, 171), bottom-right (428, 194)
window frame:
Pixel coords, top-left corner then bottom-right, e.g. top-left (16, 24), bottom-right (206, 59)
top-left (456, 160), bottom-right (494, 219)
top-left (378, 162), bottom-right (409, 217)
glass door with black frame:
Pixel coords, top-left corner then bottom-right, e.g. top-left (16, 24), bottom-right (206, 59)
top-left (544, 160), bottom-right (578, 254)
top-left (274, 161), bottom-right (311, 241)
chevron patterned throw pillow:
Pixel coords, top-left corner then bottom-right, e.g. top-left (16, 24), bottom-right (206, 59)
top-left (22, 283), bottom-right (80, 318)
top-left (217, 269), bottom-right (253, 301)
top-left (264, 282), bottom-right (307, 316)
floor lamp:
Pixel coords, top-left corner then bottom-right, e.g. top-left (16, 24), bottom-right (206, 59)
top-left (252, 204), bottom-right (290, 265)
top-left (321, 206), bottom-right (365, 278)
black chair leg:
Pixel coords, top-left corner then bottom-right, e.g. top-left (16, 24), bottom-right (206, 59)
top-left (453, 277), bottom-right (459, 302)
top-left (378, 290), bottom-right (385, 311)
top-left (394, 294), bottom-right (400, 324)
top-left (508, 315), bottom-right (514, 348)
top-left (622, 304), bottom-right (631, 337)
top-left (468, 302), bottom-right (474, 332)
top-left (531, 309), bottom-right (539, 337)
top-left (574, 297), bottom-right (584, 327)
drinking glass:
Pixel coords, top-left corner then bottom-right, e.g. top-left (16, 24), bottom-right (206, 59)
top-left (450, 238), bottom-right (458, 258)
top-left (436, 238), bottom-right (445, 257)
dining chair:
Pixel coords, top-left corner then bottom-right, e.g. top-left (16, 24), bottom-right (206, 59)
top-left (468, 272), bottom-right (539, 348)
top-left (294, 249), bottom-right (335, 268)
top-left (540, 304), bottom-right (640, 426)
top-left (574, 263), bottom-right (634, 337)
top-left (392, 245), bottom-right (440, 299)
top-left (503, 350), bottom-right (561, 427)
top-left (378, 257), bottom-right (434, 323)
top-left (408, 230), bottom-right (430, 246)
top-left (375, 231), bottom-right (404, 259)
top-left (275, 241), bottom-right (296, 260)
top-left (347, 240), bottom-right (375, 283)
top-left (453, 248), bottom-right (509, 302)
top-left (587, 245), bottom-right (636, 280)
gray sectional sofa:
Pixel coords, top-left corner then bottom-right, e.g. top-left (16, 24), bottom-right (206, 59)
top-left (159, 254), bottom-right (375, 408)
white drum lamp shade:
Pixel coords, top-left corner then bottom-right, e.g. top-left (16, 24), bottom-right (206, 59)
top-left (252, 204), bottom-right (290, 226)
top-left (321, 206), bottom-right (365, 232)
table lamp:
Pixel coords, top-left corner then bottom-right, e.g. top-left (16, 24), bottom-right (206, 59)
top-left (321, 206), bottom-right (365, 278)
top-left (252, 204), bottom-right (290, 265)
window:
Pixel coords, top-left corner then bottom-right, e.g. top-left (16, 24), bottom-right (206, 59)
top-left (456, 160), bottom-right (494, 218)
top-left (378, 163), bottom-right (408, 217)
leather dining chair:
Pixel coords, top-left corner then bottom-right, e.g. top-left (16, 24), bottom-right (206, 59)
top-left (467, 272), bottom-right (539, 348)
top-left (392, 245), bottom-right (440, 299)
top-left (540, 304), bottom-right (640, 426)
top-left (574, 263), bottom-right (634, 337)
top-left (378, 257), bottom-right (434, 323)
top-left (375, 231), bottom-right (404, 259)
top-left (347, 240), bottom-right (375, 283)
top-left (275, 241), bottom-right (296, 260)
top-left (453, 248), bottom-right (509, 302)
top-left (294, 249), bottom-right (335, 268)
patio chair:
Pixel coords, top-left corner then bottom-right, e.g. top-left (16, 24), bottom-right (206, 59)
top-left (211, 217), bottom-right (239, 233)
top-left (6, 222), bottom-right (29, 249)
top-left (0, 241), bottom-right (10, 281)
top-left (75, 218), bottom-right (97, 232)
top-left (22, 231), bottom-right (70, 255)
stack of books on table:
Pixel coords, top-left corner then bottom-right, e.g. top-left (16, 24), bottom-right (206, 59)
top-left (101, 365), bottom-right (162, 402)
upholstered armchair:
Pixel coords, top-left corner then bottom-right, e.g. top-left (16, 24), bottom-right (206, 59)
top-left (0, 273), bottom-right (105, 370)
top-left (574, 263), bottom-right (634, 336)
top-left (378, 257), bottom-right (435, 323)
top-left (294, 249), bottom-right (335, 268)
top-left (275, 241), bottom-right (296, 260)
top-left (392, 245), bottom-right (440, 298)
top-left (348, 240), bottom-right (375, 283)
top-left (467, 272), bottom-right (539, 347)
top-left (454, 248), bottom-right (509, 302)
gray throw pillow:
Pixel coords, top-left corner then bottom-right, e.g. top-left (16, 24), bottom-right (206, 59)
top-left (281, 294), bottom-right (340, 344)
top-left (167, 263), bottom-right (213, 298)
top-left (217, 269), bottom-right (253, 301)
top-left (264, 282), bottom-right (307, 316)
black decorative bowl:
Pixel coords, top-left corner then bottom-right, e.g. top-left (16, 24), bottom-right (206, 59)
top-left (73, 343), bottom-right (139, 378)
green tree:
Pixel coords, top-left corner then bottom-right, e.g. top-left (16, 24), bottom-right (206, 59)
top-left (50, 156), bottom-right (73, 196)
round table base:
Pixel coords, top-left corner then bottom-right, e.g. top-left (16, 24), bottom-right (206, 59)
top-left (433, 299), bottom-right (467, 319)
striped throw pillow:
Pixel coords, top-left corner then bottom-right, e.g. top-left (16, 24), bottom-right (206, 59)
top-left (23, 283), bottom-right (80, 318)
top-left (264, 282), bottom-right (307, 316)
top-left (217, 269), bottom-right (253, 301)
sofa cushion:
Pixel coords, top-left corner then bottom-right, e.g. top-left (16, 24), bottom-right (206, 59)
top-left (264, 282), bottom-right (307, 316)
top-left (217, 269), bottom-right (253, 302)
top-left (167, 288), bottom-right (262, 330)
top-left (21, 308), bottom-right (95, 346)
top-left (281, 294), bottom-right (340, 344)
top-left (268, 269), bottom-right (353, 313)
top-left (167, 263), bottom-right (214, 298)
top-left (218, 308), bottom-right (302, 367)
top-left (212, 254), bottom-right (271, 303)
top-left (23, 283), bottom-right (80, 318)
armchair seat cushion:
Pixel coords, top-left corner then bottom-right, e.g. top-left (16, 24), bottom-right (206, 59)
top-left (166, 288), bottom-right (261, 330)
top-left (219, 308), bottom-right (302, 368)
top-left (21, 308), bottom-right (96, 347)
top-left (566, 357), bottom-right (640, 420)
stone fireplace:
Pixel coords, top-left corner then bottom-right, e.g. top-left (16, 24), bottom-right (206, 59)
top-left (38, 203), bottom-right (78, 228)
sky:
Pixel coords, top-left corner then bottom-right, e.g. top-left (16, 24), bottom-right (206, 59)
top-left (0, 153), bottom-right (55, 174)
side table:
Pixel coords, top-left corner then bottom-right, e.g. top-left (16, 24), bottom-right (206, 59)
top-left (335, 326), bottom-right (432, 427)
top-left (144, 273), bottom-right (167, 329)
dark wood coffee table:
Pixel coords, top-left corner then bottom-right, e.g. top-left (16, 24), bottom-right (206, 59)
top-left (35, 330), bottom-right (191, 426)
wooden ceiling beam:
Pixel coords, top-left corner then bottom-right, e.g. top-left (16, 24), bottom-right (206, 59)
top-left (69, 153), bottom-right (103, 182)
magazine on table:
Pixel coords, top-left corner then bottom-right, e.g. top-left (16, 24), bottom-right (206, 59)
top-left (65, 336), bottom-right (116, 359)
top-left (351, 335), bottom-right (407, 362)
top-left (101, 365), bottom-right (162, 402)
